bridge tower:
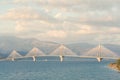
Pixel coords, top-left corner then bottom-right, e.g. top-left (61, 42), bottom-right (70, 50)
top-left (26, 47), bottom-right (45, 62)
top-left (96, 44), bottom-right (103, 62)
top-left (59, 55), bottom-right (64, 62)
top-left (81, 43), bottom-right (118, 62)
top-left (32, 56), bottom-right (36, 62)
top-left (50, 44), bottom-right (77, 62)
top-left (32, 48), bottom-right (37, 62)
top-left (11, 58), bottom-right (15, 61)
top-left (7, 50), bottom-right (22, 61)
top-left (59, 44), bottom-right (64, 62)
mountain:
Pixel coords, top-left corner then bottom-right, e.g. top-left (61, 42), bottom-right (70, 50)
top-left (66, 43), bottom-right (96, 55)
top-left (0, 36), bottom-right (120, 57)
top-left (67, 43), bottom-right (120, 55)
top-left (0, 36), bottom-right (59, 56)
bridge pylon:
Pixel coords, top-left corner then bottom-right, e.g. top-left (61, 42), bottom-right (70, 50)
top-left (59, 55), bottom-right (64, 62)
top-left (96, 57), bottom-right (103, 62)
top-left (96, 43), bottom-right (103, 62)
top-left (32, 56), bottom-right (36, 62)
top-left (11, 58), bottom-right (15, 61)
top-left (50, 44), bottom-right (77, 62)
top-left (81, 43), bottom-right (118, 62)
top-left (25, 47), bottom-right (45, 62)
top-left (7, 50), bottom-right (22, 61)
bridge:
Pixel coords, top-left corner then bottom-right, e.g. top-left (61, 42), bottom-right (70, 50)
top-left (0, 44), bottom-right (119, 62)
top-left (80, 44), bottom-right (119, 62)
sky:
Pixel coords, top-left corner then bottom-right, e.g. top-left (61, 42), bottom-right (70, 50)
top-left (0, 0), bottom-right (120, 44)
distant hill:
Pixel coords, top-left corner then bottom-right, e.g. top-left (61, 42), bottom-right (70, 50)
top-left (0, 36), bottom-right (120, 57)
top-left (66, 43), bottom-right (96, 55)
top-left (0, 36), bottom-right (59, 56)
top-left (67, 43), bottom-right (120, 56)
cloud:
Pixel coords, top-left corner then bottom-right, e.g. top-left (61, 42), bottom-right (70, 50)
top-left (1, 0), bottom-right (120, 44)
top-left (39, 30), bottom-right (67, 38)
top-left (0, 7), bottom-right (56, 23)
top-left (76, 25), bottom-right (96, 35)
top-left (16, 29), bottom-right (67, 43)
top-left (34, 0), bottom-right (120, 27)
top-left (14, 0), bottom-right (31, 3)
top-left (14, 20), bottom-right (54, 33)
top-left (1, 0), bottom-right (120, 27)
top-left (76, 25), bottom-right (120, 35)
top-left (15, 21), bottom-right (28, 32)
top-left (33, 0), bottom-right (120, 12)
top-left (13, 18), bottom-right (120, 44)
top-left (107, 27), bottom-right (120, 34)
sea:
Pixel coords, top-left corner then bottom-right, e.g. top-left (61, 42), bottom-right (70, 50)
top-left (0, 58), bottom-right (120, 80)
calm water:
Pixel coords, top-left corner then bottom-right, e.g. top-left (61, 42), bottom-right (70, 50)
top-left (0, 59), bottom-right (120, 80)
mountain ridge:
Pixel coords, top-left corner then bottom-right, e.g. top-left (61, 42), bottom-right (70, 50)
top-left (0, 36), bottom-right (120, 57)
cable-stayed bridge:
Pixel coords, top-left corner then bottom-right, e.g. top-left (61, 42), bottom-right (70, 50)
top-left (7, 50), bottom-right (23, 61)
top-left (80, 44), bottom-right (119, 62)
top-left (0, 44), bottom-right (119, 62)
top-left (50, 44), bottom-right (77, 62)
top-left (25, 47), bottom-right (45, 61)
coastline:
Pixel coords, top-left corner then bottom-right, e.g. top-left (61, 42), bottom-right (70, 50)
top-left (108, 63), bottom-right (120, 72)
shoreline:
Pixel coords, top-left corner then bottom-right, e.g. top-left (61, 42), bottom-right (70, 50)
top-left (108, 63), bottom-right (120, 72)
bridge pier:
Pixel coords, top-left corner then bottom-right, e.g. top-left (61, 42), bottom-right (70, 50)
top-left (96, 57), bottom-right (103, 62)
top-left (59, 55), bottom-right (64, 62)
top-left (32, 56), bottom-right (36, 61)
top-left (11, 58), bottom-right (15, 61)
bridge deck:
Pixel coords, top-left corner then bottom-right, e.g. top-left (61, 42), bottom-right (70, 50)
top-left (0, 44), bottom-right (119, 62)
top-left (0, 55), bottom-right (119, 61)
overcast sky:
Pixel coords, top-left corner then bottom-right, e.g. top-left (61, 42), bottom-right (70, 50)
top-left (0, 0), bottom-right (120, 44)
